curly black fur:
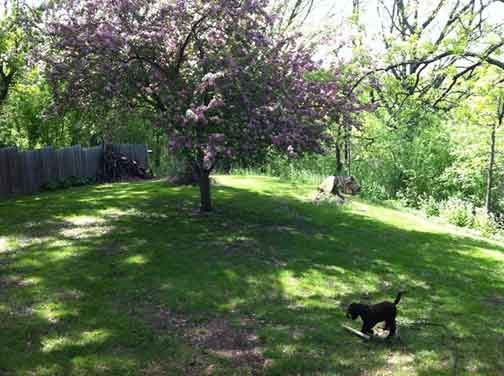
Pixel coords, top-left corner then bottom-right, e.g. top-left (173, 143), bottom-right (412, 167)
top-left (346, 292), bottom-right (404, 338)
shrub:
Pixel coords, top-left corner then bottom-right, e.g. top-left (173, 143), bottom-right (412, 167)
top-left (473, 209), bottom-right (500, 236)
top-left (359, 181), bottom-right (389, 202)
top-left (41, 180), bottom-right (61, 191)
top-left (419, 195), bottom-right (440, 217)
top-left (396, 188), bottom-right (419, 208)
top-left (41, 176), bottom-right (96, 192)
top-left (440, 197), bottom-right (474, 227)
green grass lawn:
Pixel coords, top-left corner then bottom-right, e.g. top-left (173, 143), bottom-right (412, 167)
top-left (1, 176), bottom-right (503, 375)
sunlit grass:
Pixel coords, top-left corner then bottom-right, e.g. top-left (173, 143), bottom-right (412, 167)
top-left (0, 176), bottom-right (503, 375)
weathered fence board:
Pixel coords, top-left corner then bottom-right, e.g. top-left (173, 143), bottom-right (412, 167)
top-left (0, 148), bottom-right (13, 195)
top-left (0, 144), bottom-right (148, 198)
top-left (86, 146), bottom-right (102, 178)
top-left (10, 149), bottom-right (22, 195)
top-left (24, 151), bottom-right (37, 194)
top-left (61, 147), bottom-right (75, 181)
top-left (40, 147), bottom-right (55, 187)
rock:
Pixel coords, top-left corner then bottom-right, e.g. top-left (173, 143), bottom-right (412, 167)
top-left (319, 176), bottom-right (337, 195)
top-left (317, 176), bottom-right (361, 198)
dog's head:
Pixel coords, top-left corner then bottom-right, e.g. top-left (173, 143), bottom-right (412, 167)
top-left (346, 303), bottom-right (361, 320)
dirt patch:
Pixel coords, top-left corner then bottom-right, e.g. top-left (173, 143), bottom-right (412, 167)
top-left (254, 220), bottom-right (328, 237)
top-left (223, 238), bottom-right (261, 256)
top-left (203, 237), bottom-right (261, 258)
top-left (483, 295), bottom-right (504, 306)
top-left (126, 303), bottom-right (270, 374)
top-left (22, 220), bottom-right (70, 238)
top-left (13, 216), bottom-right (113, 243)
top-left (0, 275), bottom-right (34, 290)
top-left (4, 303), bottom-right (35, 318)
top-left (59, 225), bottom-right (113, 240)
top-left (59, 217), bottom-right (112, 240)
top-left (185, 318), bottom-right (265, 370)
top-left (55, 289), bottom-right (83, 302)
top-left (261, 224), bottom-right (299, 233)
top-left (203, 238), bottom-right (290, 268)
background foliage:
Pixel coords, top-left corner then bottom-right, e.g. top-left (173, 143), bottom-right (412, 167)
top-left (0, 0), bottom-right (503, 228)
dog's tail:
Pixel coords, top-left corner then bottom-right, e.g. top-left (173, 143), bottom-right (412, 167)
top-left (394, 291), bottom-right (405, 305)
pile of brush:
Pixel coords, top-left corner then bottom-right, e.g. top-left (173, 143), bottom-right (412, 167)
top-left (102, 145), bottom-right (152, 182)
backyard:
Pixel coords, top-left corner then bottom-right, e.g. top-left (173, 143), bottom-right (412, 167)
top-left (1, 176), bottom-right (503, 375)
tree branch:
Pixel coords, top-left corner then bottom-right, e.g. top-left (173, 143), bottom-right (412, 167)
top-left (174, 14), bottom-right (209, 76)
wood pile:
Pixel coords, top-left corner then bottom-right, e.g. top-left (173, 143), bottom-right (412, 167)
top-left (102, 145), bottom-right (152, 182)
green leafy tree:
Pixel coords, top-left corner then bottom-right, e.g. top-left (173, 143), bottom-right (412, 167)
top-left (449, 66), bottom-right (504, 213)
top-left (330, 1), bottom-right (504, 205)
top-left (0, 0), bottom-right (27, 108)
top-left (356, 0), bottom-right (504, 112)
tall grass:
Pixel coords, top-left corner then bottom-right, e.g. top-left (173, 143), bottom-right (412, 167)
top-left (231, 166), bottom-right (327, 185)
top-left (228, 153), bottom-right (335, 185)
top-left (225, 153), bottom-right (504, 239)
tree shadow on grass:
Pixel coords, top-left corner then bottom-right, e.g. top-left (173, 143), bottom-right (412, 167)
top-left (0, 178), bottom-right (503, 375)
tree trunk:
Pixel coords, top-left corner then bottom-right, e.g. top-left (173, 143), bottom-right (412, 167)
top-left (0, 71), bottom-right (14, 109)
top-left (485, 123), bottom-right (496, 215)
top-left (335, 144), bottom-right (343, 175)
top-left (344, 128), bottom-right (352, 174)
top-left (153, 132), bottom-right (161, 170)
top-left (199, 170), bottom-right (212, 212)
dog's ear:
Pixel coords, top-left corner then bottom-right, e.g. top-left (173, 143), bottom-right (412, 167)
top-left (345, 304), bottom-right (353, 319)
top-left (347, 303), bottom-right (359, 320)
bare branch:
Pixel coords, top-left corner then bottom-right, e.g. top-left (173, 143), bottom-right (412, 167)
top-left (351, 40), bottom-right (504, 94)
top-left (432, 61), bottom-right (482, 108)
top-left (421, 0), bottom-right (447, 30)
top-left (174, 14), bottom-right (208, 76)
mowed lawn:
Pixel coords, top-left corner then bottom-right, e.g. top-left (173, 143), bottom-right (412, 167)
top-left (0, 176), bottom-right (503, 375)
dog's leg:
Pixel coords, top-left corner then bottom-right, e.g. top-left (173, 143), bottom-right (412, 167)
top-left (361, 322), bottom-right (370, 334)
top-left (387, 319), bottom-right (396, 338)
top-left (362, 320), bottom-right (375, 335)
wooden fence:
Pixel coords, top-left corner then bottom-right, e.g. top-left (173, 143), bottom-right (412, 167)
top-left (0, 144), bottom-right (148, 197)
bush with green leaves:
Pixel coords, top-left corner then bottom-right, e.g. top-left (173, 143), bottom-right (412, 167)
top-left (440, 198), bottom-right (475, 227)
top-left (472, 209), bottom-right (500, 236)
top-left (358, 181), bottom-right (389, 202)
top-left (352, 110), bottom-right (454, 204)
top-left (42, 176), bottom-right (96, 192)
top-left (419, 195), bottom-right (440, 217)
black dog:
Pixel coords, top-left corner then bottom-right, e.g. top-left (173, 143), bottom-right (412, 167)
top-left (346, 291), bottom-right (404, 338)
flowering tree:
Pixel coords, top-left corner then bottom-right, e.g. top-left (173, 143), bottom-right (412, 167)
top-left (39, 0), bottom-right (362, 211)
